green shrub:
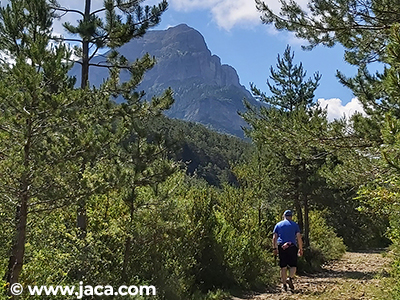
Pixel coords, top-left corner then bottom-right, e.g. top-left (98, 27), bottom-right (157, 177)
top-left (388, 210), bottom-right (400, 299)
top-left (214, 213), bottom-right (273, 289)
top-left (299, 210), bottom-right (346, 273)
top-left (298, 246), bottom-right (326, 273)
top-left (213, 184), bottom-right (276, 290)
top-left (2, 174), bottom-right (277, 300)
top-left (191, 289), bottom-right (230, 300)
top-left (0, 271), bottom-right (8, 300)
top-left (309, 210), bottom-right (347, 260)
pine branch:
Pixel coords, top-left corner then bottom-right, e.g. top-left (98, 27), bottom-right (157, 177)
top-left (51, 37), bottom-right (83, 44)
top-left (50, 5), bottom-right (85, 18)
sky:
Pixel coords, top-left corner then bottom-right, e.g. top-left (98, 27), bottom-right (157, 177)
top-left (51, 0), bottom-right (366, 120)
top-left (153, 0), bottom-right (365, 121)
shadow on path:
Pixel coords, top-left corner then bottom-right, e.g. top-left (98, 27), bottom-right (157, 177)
top-left (306, 268), bottom-right (389, 280)
top-left (230, 251), bottom-right (390, 300)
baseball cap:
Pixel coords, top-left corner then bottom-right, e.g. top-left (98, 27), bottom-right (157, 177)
top-left (284, 210), bottom-right (293, 216)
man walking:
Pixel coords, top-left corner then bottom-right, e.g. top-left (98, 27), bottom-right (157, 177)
top-left (272, 210), bottom-right (303, 292)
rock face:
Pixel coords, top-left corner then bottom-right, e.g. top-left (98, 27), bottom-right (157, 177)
top-left (72, 24), bottom-right (259, 137)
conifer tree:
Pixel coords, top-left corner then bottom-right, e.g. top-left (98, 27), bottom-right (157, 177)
top-left (251, 45), bottom-right (321, 112)
top-left (243, 46), bottom-right (328, 247)
top-left (50, 0), bottom-right (168, 88)
top-left (0, 0), bottom-right (172, 289)
top-left (349, 25), bottom-right (400, 284)
top-left (255, 1), bottom-right (400, 252)
top-left (254, 0), bottom-right (400, 120)
top-left (48, 0), bottom-right (170, 236)
top-left (255, 0), bottom-right (396, 67)
top-left (103, 51), bottom-right (175, 282)
top-left (0, 0), bottom-right (93, 290)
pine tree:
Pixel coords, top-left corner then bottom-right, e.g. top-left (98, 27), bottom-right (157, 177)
top-left (106, 61), bottom-right (175, 281)
top-left (251, 45), bottom-right (321, 112)
top-left (243, 46), bottom-right (329, 247)
top-left (0, 0), bottom-right (172, 288)
top-left (254, 0), bottom-right (400, 120)
top-left (255, 0), bottom-right (400, 254)
top-left (50, 0), bottom-right (168, 88)
top-left (47, 0), bottom-right (170, 237)
top-left (255, 0), bottom-right (397, 67)
top-left (350, 25), bottom-right (400, 289)
top-left (0, 0), bottom-right (91, 290)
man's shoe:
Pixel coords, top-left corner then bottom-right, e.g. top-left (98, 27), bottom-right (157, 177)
top-left (287, 277), bottom-right (295, 291)
top-left (282, 283), bottom-right (287, 292)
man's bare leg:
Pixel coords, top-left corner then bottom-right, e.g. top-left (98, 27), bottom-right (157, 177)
top-left (287, 267), bottom-right (296, 290)
top-left (289, 267), bottom-right (296, 278)
top-left (280, 267), bottom-right (287, 283)
top-left (280, 267), bottom-right (288, 291)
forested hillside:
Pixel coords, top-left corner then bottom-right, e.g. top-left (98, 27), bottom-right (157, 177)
top-left (148, 116), bottom-right (252, 186)
top-left (0, 0), bottom-right (399, 300)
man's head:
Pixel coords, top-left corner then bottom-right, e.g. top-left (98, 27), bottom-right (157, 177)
top-left (283, 210), bottom-right (293, 219)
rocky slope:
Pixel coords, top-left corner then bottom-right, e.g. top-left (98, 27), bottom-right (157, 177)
top-left (71, 24), bottom-right (259, 137)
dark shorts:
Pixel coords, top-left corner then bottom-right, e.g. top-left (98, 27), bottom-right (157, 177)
top-left (278, 244), bottom-right (298, 268)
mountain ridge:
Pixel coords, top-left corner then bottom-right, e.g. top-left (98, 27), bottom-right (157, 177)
top-left (71, 24), bottom-right (258, 137)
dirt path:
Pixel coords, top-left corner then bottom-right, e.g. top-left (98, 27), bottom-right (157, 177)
top-left (232, 251), bottom-right (391, 300)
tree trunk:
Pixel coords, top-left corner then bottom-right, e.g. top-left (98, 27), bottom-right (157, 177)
top-left (303, 196), bottom-right (310, 248)
top-left (6, 198), bottom-right (28, 292)
top-left (76, 0), bottom-right (91, 240)
top-left (77, 197), bottom-right (87, 239)
top-left (294, 197), bottom-right (303, 232)
top-left (122, 236), bottom-right (132, 283)
top-left (81, 41), bottom-right (89, 89)
top-left (5, 119), bottom-right (32, 297)
top-left (121, 191), bottom-right (135, 282)
top-left (76, 159), bottom-right (88, 239)
top-left (80, 0), bottom-right (91, 89)
top-left (293, 170), bottom-right (304, 232)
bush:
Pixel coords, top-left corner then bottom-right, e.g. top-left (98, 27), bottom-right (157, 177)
top-left (388, 210), bottom-right (400, 299)
top-left (182, 183), bottom-right (275, 292)
top-left (213, 185), bottom-right (275, 290)
top-left (2, 173), bottom-right (277, 300)
top-left (299, 210), bottom-right (346, 273)
top-left (298, 246), bottom-right (326, 273)
top-left (191, 289), bottom-right (231, 300)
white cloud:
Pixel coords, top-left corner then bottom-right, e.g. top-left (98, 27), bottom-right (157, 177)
top-left (170, 0), bottom-right (309, 30)
top-left (170, 0), bottom-right (260, 30)
top-left (318, 98), bottom-right (366, 121)
top-left (4, 0), bottom-right (301, 32)
top-left (212, 0), bottom-right (260, 30)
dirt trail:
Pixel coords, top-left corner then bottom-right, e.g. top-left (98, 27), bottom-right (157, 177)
top-left (232, 251), bottom-right (391, 300)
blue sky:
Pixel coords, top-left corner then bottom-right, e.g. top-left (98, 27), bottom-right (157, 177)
top-left (153, 0), bottom-right (366, 120)
top-left (54, 0), bottom-right (366, 120)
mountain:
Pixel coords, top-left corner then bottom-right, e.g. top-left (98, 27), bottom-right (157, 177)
top-left (70, 24), bottom-right (259, 137)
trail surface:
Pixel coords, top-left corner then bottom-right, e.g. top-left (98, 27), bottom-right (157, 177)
top-left (233, 251), bottom-right (391, 300)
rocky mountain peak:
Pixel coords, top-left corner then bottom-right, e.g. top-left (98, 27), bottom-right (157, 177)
top-left (71, 24), bottom-right (258, 137)
top-left (118, 24), bottom-right (241, 88)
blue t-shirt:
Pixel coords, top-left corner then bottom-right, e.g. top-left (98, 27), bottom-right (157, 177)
top-left (273, 219), bottom-right (300, 245)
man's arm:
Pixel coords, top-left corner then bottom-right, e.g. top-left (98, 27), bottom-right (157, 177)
top-left (296, 232), bottom-right (303, 256)
top-left (272, 233), bottom-right (278, 256)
